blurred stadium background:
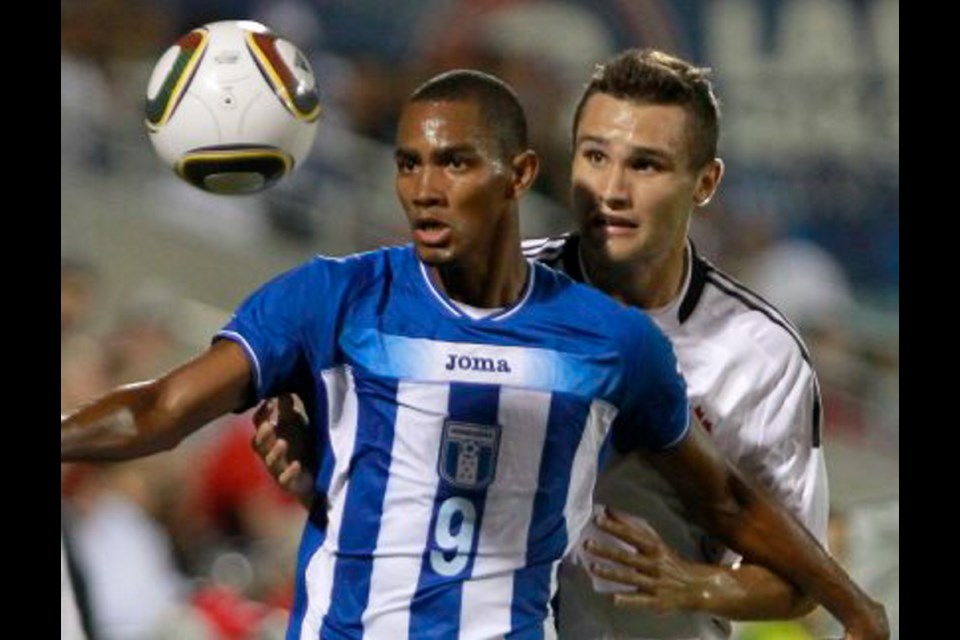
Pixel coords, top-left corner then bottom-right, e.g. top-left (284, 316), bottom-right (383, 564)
top-left (61, 1), bottom-right (898, 638)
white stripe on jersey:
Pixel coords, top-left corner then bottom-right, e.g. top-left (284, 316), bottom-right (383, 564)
top-left (301, 366), bottom-right (360, 640)
top-left (459, 387), bottom-right (553, 637)
top-left (522, 236), bottom-right (567, 257)
top-left (564, 399), bottom-right (619, 556)
top-left (363, 382), bottom-right (450, 638)
top-left (522, 236), bottom-right (567, 265)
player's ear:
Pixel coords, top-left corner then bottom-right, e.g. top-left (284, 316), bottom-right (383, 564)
top-left (508, 150), bottom-right (539, 200)
top-left (693, 158), bottom-right (724, 207)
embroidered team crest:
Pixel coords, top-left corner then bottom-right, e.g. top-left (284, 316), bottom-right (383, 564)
top-left (439, 421), bottom-right (501, 490)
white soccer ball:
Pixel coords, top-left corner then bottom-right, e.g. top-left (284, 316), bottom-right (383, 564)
top-left (145, 20), bottom-right (320, 195)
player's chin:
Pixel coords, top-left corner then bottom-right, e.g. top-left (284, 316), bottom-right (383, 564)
top-left (414, 244), bottom-right (455, 267)
top-left (581, 232), bottom-right (640, 265)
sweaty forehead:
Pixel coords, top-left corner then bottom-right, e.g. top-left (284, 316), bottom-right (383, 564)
top-left (397, 100), bottom-right (494, 151)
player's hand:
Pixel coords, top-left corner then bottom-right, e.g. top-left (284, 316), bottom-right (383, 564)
top-left (583, 507), bottom-right (708, 614)
top-left (252, 394), bottom-right (315, 508)
top-left (841, 598), bottom-right (889, 640)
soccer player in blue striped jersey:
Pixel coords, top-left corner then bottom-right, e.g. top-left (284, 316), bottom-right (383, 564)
top-left (61, 70), bottom-right (685, 639)
top-left (63, 69), bottom-right (883, 640)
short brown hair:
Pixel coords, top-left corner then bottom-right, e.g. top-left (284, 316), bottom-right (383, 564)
top-left (572, 49), bottom-right (720, 169)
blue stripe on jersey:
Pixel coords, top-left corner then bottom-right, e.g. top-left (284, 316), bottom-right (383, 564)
top-left (506, 621), bottom-right (548, 640)
top-left (287, 518), bottom-right (327, 640)
top-left (341, 328), bottom-right (622, 400)
top-left (323, 377), bottom-right (400, 638)
top-left (409, 383), bottom-right (500, 639)
top-left (312, 376), bottom-right (336, 510)
top-left (510, 393), bottom-right (592, 637)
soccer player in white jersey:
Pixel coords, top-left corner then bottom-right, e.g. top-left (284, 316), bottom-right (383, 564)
top-left (62, 69), bottom-right (885, 640)
top-left (523, 48), bottom-right (859, 639)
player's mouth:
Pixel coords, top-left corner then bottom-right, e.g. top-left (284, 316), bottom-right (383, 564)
top-left (413, 217), bottom-right (453, 246)
top-left (588, 212), bottom-right (639, 237)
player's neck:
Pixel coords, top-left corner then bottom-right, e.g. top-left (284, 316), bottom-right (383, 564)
top-left (433, 217), bottom-right (528, 309)
top-left (586, 240), bottom-right (687, 311)
top-left (435, 252), bottom-right (528, 309)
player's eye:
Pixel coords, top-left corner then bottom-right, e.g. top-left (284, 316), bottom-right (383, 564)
top-left (396, 156), bottom-right (419, 173)
top-left (630, 158), bottom-right (659, 172)
top-left (583, 149), bottom-right (606, 166)
top-left (446, 155), bottom-right (470, 171)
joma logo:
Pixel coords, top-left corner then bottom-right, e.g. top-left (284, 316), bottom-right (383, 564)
top-left (445, 353), bottom-right (512, 373)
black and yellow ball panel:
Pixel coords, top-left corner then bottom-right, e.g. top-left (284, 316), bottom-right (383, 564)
top-left (144, 28), bottom-right (209, 131)
top-left (176, 145), bottom-right (293, 194)
top-left (245, 31), bottom-right (321, 123)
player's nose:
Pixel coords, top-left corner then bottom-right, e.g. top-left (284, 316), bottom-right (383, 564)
top-left (599, 165), bottom-right (630, 210)
top-left (413, 165), bottom-right (445, 208)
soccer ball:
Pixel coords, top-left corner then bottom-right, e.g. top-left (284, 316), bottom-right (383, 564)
top-left (144, 20), bottom-right (320, 195)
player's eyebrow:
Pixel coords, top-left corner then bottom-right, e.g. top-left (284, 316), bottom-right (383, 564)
top-left (394, 148), bottom-right (420, 162)
top-left (575, 134), bottom-right (610, 148)
top-left (430, 143), bottom-right (480, 160)
top-left (576, 134), bottom-right (673, 161)
top-left (626, 147), bottom-right (674, 165)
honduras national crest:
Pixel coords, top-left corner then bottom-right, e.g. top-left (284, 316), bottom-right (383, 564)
top-left (439, 421), bottom-right (501, 490)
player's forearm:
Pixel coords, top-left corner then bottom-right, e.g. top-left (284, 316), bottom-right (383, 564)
top-left (688, 563), bottom-right (815, 620)
top-left (61, 381), bottom-right (189, 461)
top-left (62, 341), bottom-right (253, 463)
top-left (701, 465), bottom-right (886, 636)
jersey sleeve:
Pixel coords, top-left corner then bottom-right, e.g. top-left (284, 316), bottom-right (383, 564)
top-left (215, 256), bottom-right (342, 404)
top-left (611, 311), bottom-right (690, 452)
top-left (738, 354), bottom-right (829, 545)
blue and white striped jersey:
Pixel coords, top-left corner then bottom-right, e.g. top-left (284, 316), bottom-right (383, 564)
top-left (218, 245), bottom-right (689, 640)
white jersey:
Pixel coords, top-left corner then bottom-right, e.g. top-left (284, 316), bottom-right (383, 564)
top-left (524, 235), bottom-right (829, 640)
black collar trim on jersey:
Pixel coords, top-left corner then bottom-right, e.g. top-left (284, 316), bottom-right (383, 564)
top-left (562, 233), bottom-right (585, 282)
top-left (702, 265), bottom-right (812, 365)
top-left (678, 242), bottom-right (708, 325)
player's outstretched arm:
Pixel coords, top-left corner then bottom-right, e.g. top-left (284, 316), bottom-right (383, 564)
top-left (61, 340), bottom-right (252, 462)
top-left (586, 508), bottom-right (815, 620)
top-left (602, 424), bottom-right (888, 640)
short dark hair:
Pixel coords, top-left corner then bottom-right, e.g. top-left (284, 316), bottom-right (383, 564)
top-left (572, 49), bottom-right (720, 169)
top-left (410, 69), bottom-right (528, 158)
